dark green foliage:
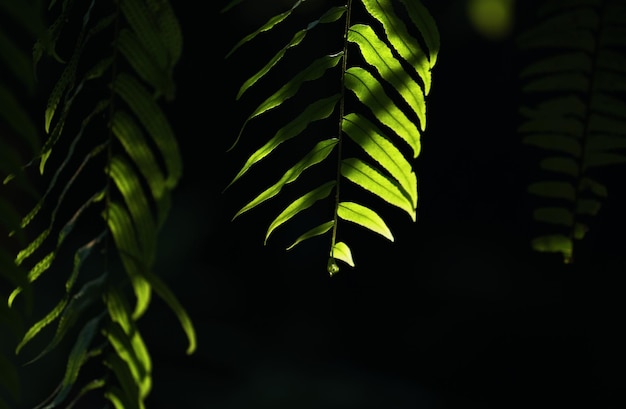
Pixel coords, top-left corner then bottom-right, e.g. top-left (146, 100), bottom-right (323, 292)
top-left (519, 0), bottom-right (626, 263)
top-left (1, 0), bottom-right (195, 407)
top-left (2, 0), bottom-right (626, 408)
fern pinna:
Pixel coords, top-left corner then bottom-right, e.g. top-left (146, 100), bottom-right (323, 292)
top-left (4, 0), bottom-right (196, 407)
top-left (223, 0), bottom-right (439, 274)
top-left (518, 0), bottom-right (626, 263)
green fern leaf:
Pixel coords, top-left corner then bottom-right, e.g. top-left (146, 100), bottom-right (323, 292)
top-left (235, 6), bottom-right (346, 100)
top-left (10, 187), bottom-right (106, 305)
top-left (233, 138), bottom-right (338, 219)
top-left (519, 0), bottom-right (626, 262)
top-left (105, 202), bottom-right (196, 355)
top-left (64, 379), bottom-right (106, 408)
top-left (338, 201), bottom-right (394, 241)
top-left (540, 157), bottom-right (579, 177)
top-left (41, 313), bottom-right (104, 409)
top-left (345, 67), bottom-right (421, 158)
top-left (103, 355), bottom-right (142, 409)
top-left (286, 221), bottom-right (334, 251)
top-left (520, 53), bottom-right (591, 78)
top-left (120, 0), bottom-right (167, 68)
top-left (341, 157), bottom-right (415, 220)
top-left (330, 241), bottom-right (354, 269)
top-left (224, 0), bottom-right (306, 59)
top-left (141, 271), bottom-right (196, 355)
top-left (225, 0), bottom-right (438, 272)
top-left (227, 94), bottom-right (341, 189)
top-left (104, 201), bottom-right (152, 320)
top-left (531, 235), bottom-right (573, 263)
top-left (108, 155), bottom-right (157, 262)
top-left (117, 28), bottom-right (174, 98)
top-left (104, 322), bottom-right (151, 400)
top-left (230, 54), bottom-right (343, 150)
top-left (111, 73), bottom-right (182, 188)
top-left (18, 273), bottom-right (107, 362)
top-left (361, 0), bottom-right (433, 94)
top-left (26, 104), bottom-right (109, 231)
top-left (111, 111), bottom-right (170, 226)
top-left (398, 0), bottom-right (440, 68)
top-left (348, 23), bottom-right (426, 130)
top-left (12, 2), bottom-right (195, 406)
top-left (343, 113), bottom-right (417, 207)
top-left (104, 288), bottom-right (151, 400)
top-left (266, 181), bottom-right (336, 244)
top-left (523, 134), bottom-right (581, 156)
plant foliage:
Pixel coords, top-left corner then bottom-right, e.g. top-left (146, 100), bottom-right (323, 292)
top-left (518, 0), bottom-right (626, 263)
top-left (4, 0), bottom-right (625, 406)
top-left (0, 1), bottom-right (45, 407)
top-left (1, 0), bottom-right (196, 407)
top-left (223, 0), bottom-right (440, 274)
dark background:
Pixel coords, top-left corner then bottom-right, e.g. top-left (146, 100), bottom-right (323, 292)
top-left (1, 1), bottom-right (624, 409)
top-left (78, 1), bottom-right (625, 408)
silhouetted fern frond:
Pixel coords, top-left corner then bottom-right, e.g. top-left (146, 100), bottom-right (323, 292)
top-left (223, 0), bottom-right (439, 274)
top-left (518, 0), bottom-right (626, 263)
top-left (4, 1), bottom-right (196, 407)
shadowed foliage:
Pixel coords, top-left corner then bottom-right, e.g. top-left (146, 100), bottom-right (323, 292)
top-left (518, 0), bottom-right (626, 263)
top-left (1, 0), bottom-right (195, 407)
top-left (1, 0), bottom-right (626, 408)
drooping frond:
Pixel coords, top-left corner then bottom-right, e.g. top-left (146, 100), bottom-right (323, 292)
top-left (6, 1), bottom-right (196, 407)
top-left (518, 0), bottom-right (626, 263)
top-left (223, 0), bottom-right (439, 274)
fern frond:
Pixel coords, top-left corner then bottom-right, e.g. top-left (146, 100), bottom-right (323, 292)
top-left (224, 0), bottom-right (439, 273)
top-left (9, 0), bottom-right (195, 407)
top-left (518, 0), bottom-right (626, 263)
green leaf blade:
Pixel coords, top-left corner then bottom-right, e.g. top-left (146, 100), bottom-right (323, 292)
top-left (342, 113), bottom-right (417, 208)
top-left (348, 24), bottom-right (426, 130)
top-left (286, 221), bottom-right (334, 251)
top-left (233, 138), bottom-right (338, 219)
top-left (345, 67), bottom-right (421, 158)
top-left (228, 95), bottom-right (340, 189)
top-left (266, 181), bottom-right (336, 244)
top-left (341, 158), bottom-right (415, 221)
top-left (337, 201), bottom-right (394, 242)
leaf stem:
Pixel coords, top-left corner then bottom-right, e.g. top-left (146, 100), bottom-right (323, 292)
top-left (331, 0), bottom-right (353, 259)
